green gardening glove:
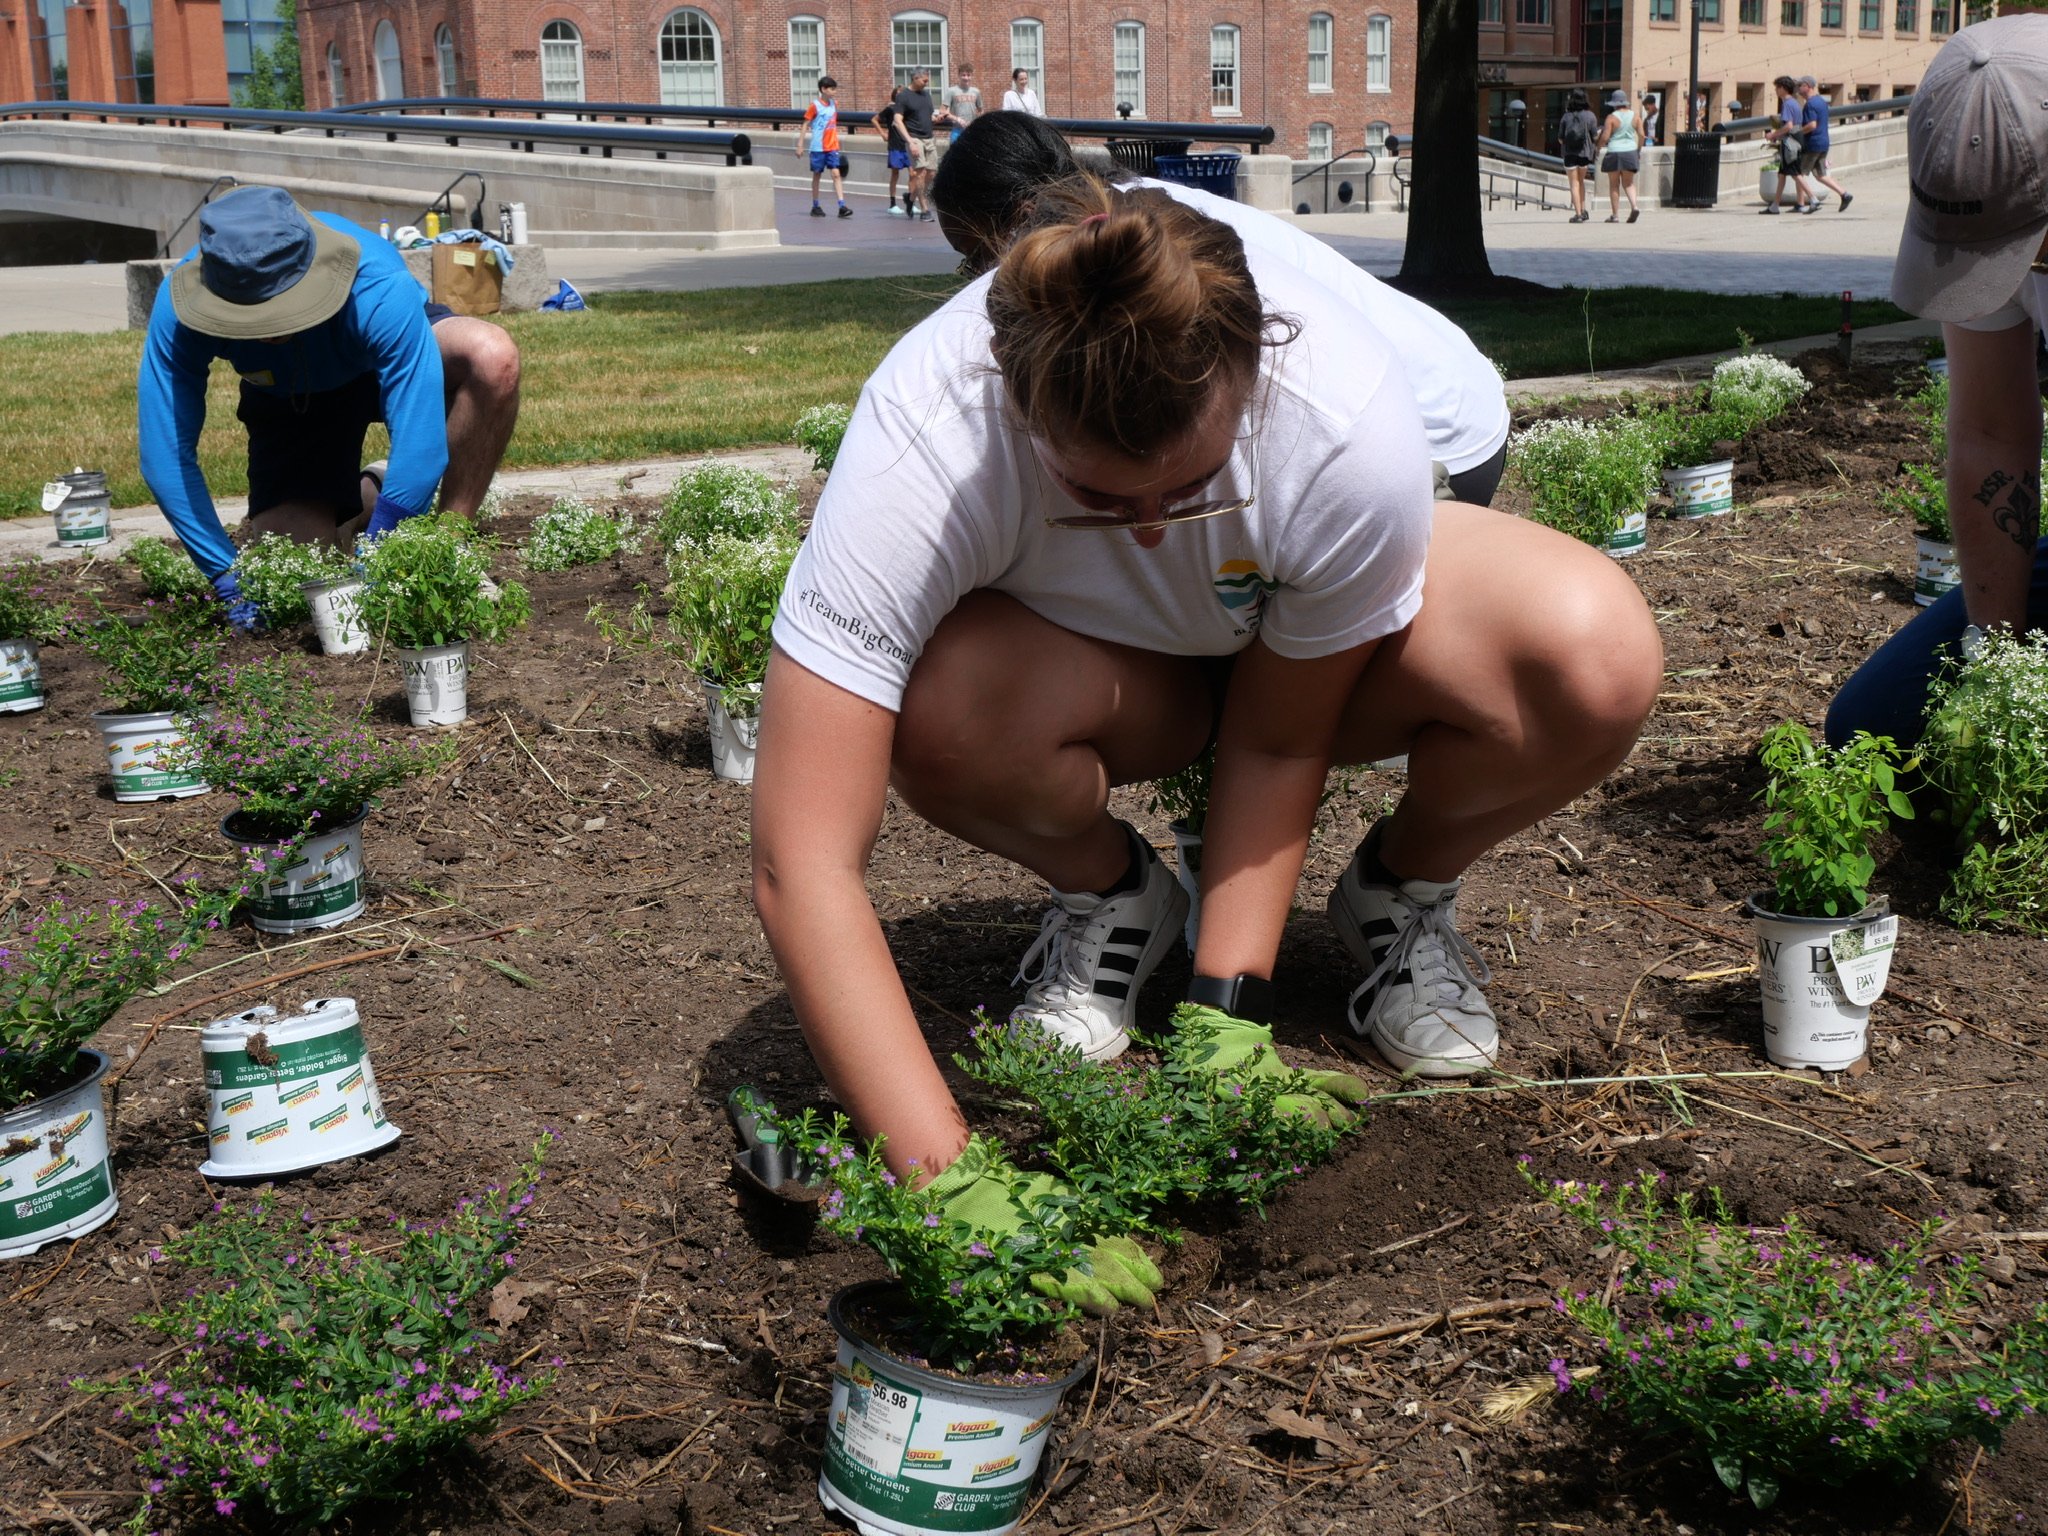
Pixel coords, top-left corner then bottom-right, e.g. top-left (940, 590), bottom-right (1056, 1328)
top-left (1168, 1003), bottom-right (1374, 1129)
top-left (926, 1136), bottom-right (1164, 1318)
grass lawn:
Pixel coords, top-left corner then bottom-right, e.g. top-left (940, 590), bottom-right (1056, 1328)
top-left (0, 278), bottom-right (1911, 518)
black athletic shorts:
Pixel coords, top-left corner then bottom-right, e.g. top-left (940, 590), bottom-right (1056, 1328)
top-left (238, 302), bottom-right (455, 519)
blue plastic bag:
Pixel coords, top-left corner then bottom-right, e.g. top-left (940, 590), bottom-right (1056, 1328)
top-left (540, 279), bottom-right (588, 312)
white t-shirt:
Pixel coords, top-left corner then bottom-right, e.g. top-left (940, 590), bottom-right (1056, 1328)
top-left (1957, 271), bottom-right (2047, 334)
top-left (776, 251), bottom-right (1434, 713)
top-left (1128, 178), bottom-right (1510, 473)
top-left (1002, 87), bottom-right (1043, 115)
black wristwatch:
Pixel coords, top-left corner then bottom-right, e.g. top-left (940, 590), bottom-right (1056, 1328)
top-left (1185, 973), bottom-right (1275, 1022)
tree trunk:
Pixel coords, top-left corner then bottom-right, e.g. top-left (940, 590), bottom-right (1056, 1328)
top-left (1399, 0), bottom-right (1493, 287)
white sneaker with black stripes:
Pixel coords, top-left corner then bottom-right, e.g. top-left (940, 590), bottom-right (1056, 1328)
top-left (1327, 831), bottom-right (1499, 1078)
top-left (1012, 826), bottom-right (1188, 1063)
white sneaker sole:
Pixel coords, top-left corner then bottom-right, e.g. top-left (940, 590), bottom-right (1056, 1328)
top-left (1326, 883), bottom-right (1496, 1079)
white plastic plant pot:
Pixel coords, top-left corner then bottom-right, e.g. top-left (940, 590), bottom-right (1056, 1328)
top-left (91, 709), bottom-right (209, 802)
top-left (1747, 895), bottom-right (1897, 1072)
top-left (1605, 508), bottom-right (1648, 559)
top-left (1914, 537), bottom-right (1959, 608)
top-left (820, 1281), bottom-right (1092, 1536)
top-left (1662, 460), bottom-right (1734, 519)
top-left (223, 812), bottom-right (369, 935)
top-left (703, 679), bottom-right (761, 783)
top-left (1926, 356), bottom-right (1949, 378)
top-left (0, 1049), bottom-right (119, 1261)
top-left (398, 642), bottom-right (469, 727)
top-left (198, 999), bottom-right (401, 1179)
top-left (0, 637), bottom-right (44, 713)
top-left (1169, 820), bottom-right (1202, 956)
top-left (44, 469), bottom-right (112, 549)
top-left (303, 577), bottom-right (370, 655)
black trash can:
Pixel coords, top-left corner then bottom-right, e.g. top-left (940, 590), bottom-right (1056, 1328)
top-left (1670, 132), bottom-right (1724, 208)
top-left (1105, 137), bottom-right (1191, 176)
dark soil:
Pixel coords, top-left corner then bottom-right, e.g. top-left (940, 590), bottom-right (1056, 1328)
top-left (5, 350), bottom-right (2047, 1536)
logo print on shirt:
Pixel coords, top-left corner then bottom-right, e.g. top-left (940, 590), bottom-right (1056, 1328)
top-left (1213, 560), bottom-right (1277, 630)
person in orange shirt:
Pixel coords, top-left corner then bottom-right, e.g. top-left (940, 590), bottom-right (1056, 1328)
top-left (800, 76), bottom-right (853, 218)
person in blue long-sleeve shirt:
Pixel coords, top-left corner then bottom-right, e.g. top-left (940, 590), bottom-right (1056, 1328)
top-left (138, 186), bottom-right (521, 629)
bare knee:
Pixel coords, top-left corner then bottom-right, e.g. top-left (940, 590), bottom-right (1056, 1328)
top-left (1535, 565), bottom-right (1665, 752)
top-left (439, 322), bottom-right (522, 403)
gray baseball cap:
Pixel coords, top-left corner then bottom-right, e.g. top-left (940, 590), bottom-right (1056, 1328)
top-left (1892, 15), bottom-right (2048, 322)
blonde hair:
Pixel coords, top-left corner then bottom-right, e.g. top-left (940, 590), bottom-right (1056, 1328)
top-left (987, 178), bottom-right (1293, 457)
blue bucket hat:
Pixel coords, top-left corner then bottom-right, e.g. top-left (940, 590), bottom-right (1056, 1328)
top-left (169, 185), bottom-right (359, 340)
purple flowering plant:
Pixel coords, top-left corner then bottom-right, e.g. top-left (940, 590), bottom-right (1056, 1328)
top-left (1528, 1166), bottom-right (2048, 1508)
top-left (87, 1133), bottom-right (555, 1530)
top-left (0, 559), bottom-right (60, 642)
top-left (164, 663), bottom-right (457, 841)
top-left (1, 891), bottom-right (231, 1109)
top-left (766, 1103), bottom-right (1087, 1372)
top-left (959, 1010), bottom-right (1349, 1228)
top-left (69, 596), bottom-right (227, 715)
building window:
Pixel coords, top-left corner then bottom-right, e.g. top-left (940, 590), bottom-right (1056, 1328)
top-left (1307, 120), bottom-right (1333, 161)
top-left (1480, 0), bottom-right (1501, 21)
top-left (1308, 12), bottom-right (1332, 91)
top-left (111, 0), bottom-right (155, 103)
top-left (1210, 24), bottom-right (1239, 112)
top-left (540, 19), bottom-right (584, 101)
top-left (1931, 0), bottom-right (1951, 29)
top-left (1741, 0), bottom-right (1766, 21)
top-left (1113, 21), bottom-right (1145, 116)
top-left (1366, 14), bottom-right (1391, 92)
top-left (327, 43), bottom-right (345, 104)
top-left (789, 16), bottom-right (824, 107)
top-left (1514, 0), bottom-right (1550, 23)
top-left (1896, 0), bottom-right (1917, 30)
top-left (1782, 0), bottom-right (1805, 23)
top-left (28, 0), bottom-right (67, 99)
top-left (1696, 0), bottom-right (1720, 21)
top-left (222, 0), bottom-right (288, 98)
top-left (1821, 0), bottom-right (1843, 23)
top-left (436, 25), bottom-right (458, 95)
top-left (1859, 0), bottom-right (1881, 24)
top-left (1582, 0), bottom-right (1621, 81)
top-left (373, 20), bottom-right (403, 99)
top-left (1010, 18), bottom-right (1043, 95)
top-left (1651, 0), bottom-right (1675, 19)
top-left (1367, 119), bottom-right (1391, 152)
top-left (891, 12), bottom-right (947, 90)
top-left (659, 8), bottom-right (723, 105)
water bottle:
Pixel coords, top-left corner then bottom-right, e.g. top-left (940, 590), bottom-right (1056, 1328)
top-left (498, 203), bottom-right (514, 245)
top-left (424, 210), bottom-right (442, 239)
top-left (378, 218), bottom-right (390, 240)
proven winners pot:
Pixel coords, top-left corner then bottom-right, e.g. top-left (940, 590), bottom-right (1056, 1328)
top-left (703, 679), bottom-right (760, 783)
top-left (820, 1281), bottom-right (1092, 1536)
top-left (1747, 895), bottom-right (1896, 1071)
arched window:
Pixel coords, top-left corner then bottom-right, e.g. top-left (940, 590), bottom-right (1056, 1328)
top-left (1210, 24), bottom-right (1239, 112)
top-left (1307, 120), bottom-right (1333, 161)
top-left (1308, 12), bottom-right (1332, 91)
top-left (1366, 118), bottom-right (1392, 151)
top-left (1112, 21), bottom-right (1145, 116)
top-left (788, 16), bottom-right (824, 108)
top-left (373, 19), bottom-right (403, 99)
top-left (658, 8), bottom-right (722, 106)
top-left (327, 42), bottom-right (345, 105)
top-left (436, 24), bottom-right (458, 96)
top-left (540, 19), bottom-right (583, 101)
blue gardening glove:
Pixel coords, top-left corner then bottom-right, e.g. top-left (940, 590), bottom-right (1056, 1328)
top-left (1169, 1003), bottom-right (1373, 1129)
top-left (927, 1135), bottom-right (1162, 1317)
top-left (363, 493), bottom-right (413, 541)
top-left (210, 570), bottom-right (262, 636)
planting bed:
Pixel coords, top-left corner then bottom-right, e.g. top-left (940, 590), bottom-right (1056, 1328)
top-left (6, 347), bottom-right (2048, 1536)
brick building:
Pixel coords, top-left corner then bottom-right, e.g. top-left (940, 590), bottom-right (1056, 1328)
top-left (0, 0), bottom-right (292, 105)
top-left (297, 0), bottom-right (1419, 161)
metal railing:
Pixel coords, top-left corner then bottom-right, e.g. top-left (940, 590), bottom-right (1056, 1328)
top-left (334, 95), bottom-right (1275, 152)
top-left (160, 173), bottom-right (238, 257)
top-left (1388, 144), bottom-right (1562, 213)
top-left (1291, 147), bottom-right (1377, 215)
top-left (1714, 92), bottom-right (1911, 142)
top-left (0, 100), bottom-right (754, 164)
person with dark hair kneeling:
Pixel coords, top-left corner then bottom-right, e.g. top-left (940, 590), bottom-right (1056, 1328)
top-left (749, 179), bottom-right (1662, 1309)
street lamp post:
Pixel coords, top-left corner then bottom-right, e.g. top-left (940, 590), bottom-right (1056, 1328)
top-left (1688, 0), bottom-right (1703, 132)
top-left (1507, 97), bottom-right (1527, 149)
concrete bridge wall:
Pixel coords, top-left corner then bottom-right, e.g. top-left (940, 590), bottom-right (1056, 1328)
top-left (0, 120), bottom-right (778, 252)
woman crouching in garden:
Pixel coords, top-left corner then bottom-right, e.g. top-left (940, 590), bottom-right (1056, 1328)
top-left (751, 179), bottom-right (1662, 1245)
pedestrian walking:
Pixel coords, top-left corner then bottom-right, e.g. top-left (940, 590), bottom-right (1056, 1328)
top-left (1003, 68), bottom-right (1042, 115)
top-left (1795, 76), bottom-right (1854, 212)
top-left (1762, 75), bottom-right (1816, 214)
top-left (800, 76), bottom-right (853, 219)
top-left (941, 63), bottom-right (983, 143)
top-left (895, 70), bottom-right (940, 219)
top-left (873, 84), bottom-right (913, 215)
top-left (1595, 90), bottom-right (1641, 223)
top-left (1827, 15), bottom-right (2045, 748)
top-left (1558, 89), bottom-right (1599, 224)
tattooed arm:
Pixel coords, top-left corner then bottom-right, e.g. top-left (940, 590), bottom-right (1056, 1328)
top-left (1944, 317), bottom-right (2043, 634)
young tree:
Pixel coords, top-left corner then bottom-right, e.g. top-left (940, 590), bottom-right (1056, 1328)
top-left (236, 0), bottom-right (304, 109)
top-left (1398, 0), bottom-right (1493, 287)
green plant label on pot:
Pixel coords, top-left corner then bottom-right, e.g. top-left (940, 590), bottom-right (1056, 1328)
top-left (205, 1024), bottom-right (371, 1092)
top-left (0, 1159), bottom-right (111, 1244)
top-left (1830, 914), bottom-right (1897, 1008)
